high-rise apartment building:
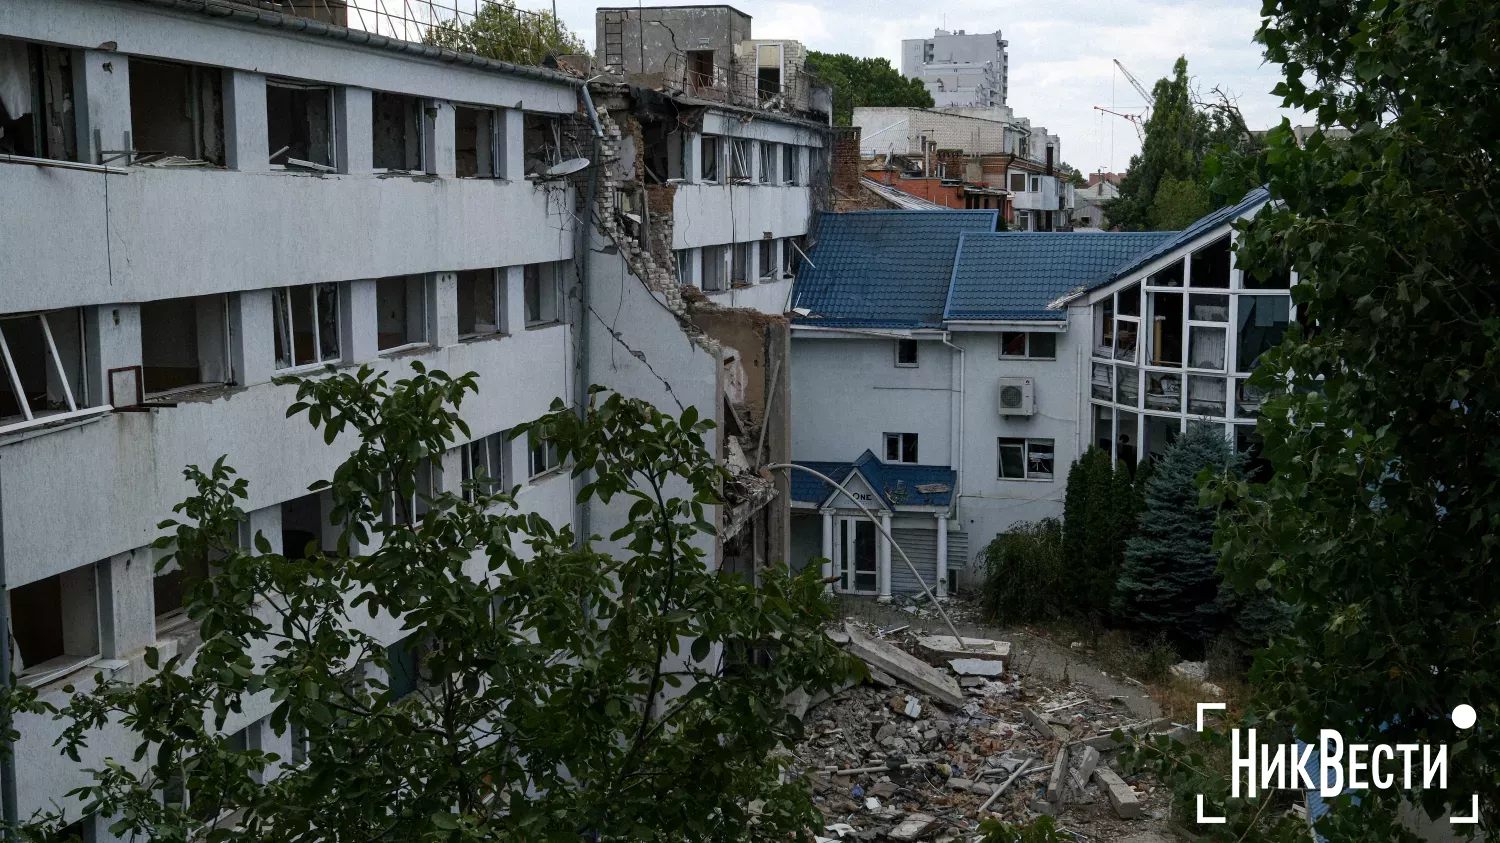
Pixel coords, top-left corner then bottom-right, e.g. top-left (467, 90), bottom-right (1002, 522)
top-left (900, 28), bottom-right (1008, 108)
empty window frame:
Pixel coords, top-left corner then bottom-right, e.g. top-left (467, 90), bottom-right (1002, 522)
top-left (759, 141), bottom-right (775, 183)
top-left (894, 338), bottom-right (918, 367)
top-left (0, 39), bottom-right (77, 161)
top-left (454, 105), bottom-right (499, 178)
top-left (686, 49), bottom-right (715, 91)
top-left (153, 546), bottom-right (211, 625)
top-left (10, 564), bottom-right (99, 686)
top-left (523, 112), bottom-right (561, 176)
top-left (1090, 361), bottom-right (1112, 401)
top-left (528, 429), bottom-right (560, 478)
top-left (377, 276), bottom-right (428, 351)
top-left (1008, 172), bottom-right (1026, 193)
top-left (782, 144), bottom-right (799, 185)
top-left (998, 437), bottom-right (1054, 480)
top-left (387, 634), bottom-right (425, 701)
top-left (140, 295), bottom-right (232, 396)
top-left (675, 248), bottom-right (695, 286)
top-left (1147, 291), bottom-right (1183, 366)
top-left (281, 492), bottom-right (324, 561)
top-left (1145, 371), bottom-right (1182, 412)
top-left (272, 284), bottom-right (340, 369)
top-left (372, 91), bottom-right (425, 172)
top-left (0, 309), bottom-right (88, 429)
top-left (1189, 236), bottom-right (1231, 288)
top-left (1187, 374), bottom-right (1227, 417)
top-left (728, 138), bottom-right (751, 182)
top-left (884, 432), bottom-right (918, 464)
top-left (758, 239), bottom-right (776, 280)
top-left (266, 79), bottom-right (333, 169)
top-left (999, 331), bottom-right (1055, 359)
top-left (700, 134), bottom-right (720, 182)
top-left (127, 59), bottom-right (224, 165)
top-left (756, 43), bottom-right (783, 98)
top-left (700, 245), bottom-right (728, 292)
top-left (523, 263), bottom-right (561, 326)
top-left (1116, 365), bottom-right (1139, 406)
top-left (641, 119), bottom-right (684, 183)
top-left (384, 457), bottom-right (439, 525)
top-left (1236, 295), bottom-right (1291, 374)
top-left (461, 430), bottom-right (510, 501)
top-left (730, 242), bottom-right (749, 286)
top-left (457, 268), bottom-right (505, 337)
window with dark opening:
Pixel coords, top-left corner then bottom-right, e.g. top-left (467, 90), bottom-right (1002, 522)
top-left (377, 276), bottom-right (428, 350)
top-left (1149, 291), bottom-right (1183, 366)
top-left (731, 242), bottom-right (748, 285)
top-left (641, 119), bottom-right (683, 183)
top-left (759, 141), bottom-right (775, 183)
top-left (11, 565), bottom-right (99, 686)
top-left (461, 430), bottom-right (510, 501)
top-left (266, 79), bottom-right (333, 169)
top-left (528, 429), bottom-right (560, 478)
top-left (383, 458), bottom-right (438, 526)
top-left (273, 284), bottom-right (340, 369)
top-left (454, 105), bottom-right (498, 178)
top-left (758, 239), bottom-right (775, 280)
top-left (687, 50), bottom-right (715, 91)
top-left (1236, 295), bottom-right (1291, 373)
top-left (700, 134), bottom-right (720, 182)
top-left (372, 91), bottom-right (424, 172)
top-left (998, 437), bottom-right (1054, 480)
top-left (522, 112), bottom-right (560, 176)
top-left (728, 138), bottom-right (751, 181)
top-left (884, 432), bottom-right (918, 464)
top-left (782, 144), bottom-right (798, 185)
top-left (128, 59), bottom-right (224, 165)
top-left (281, 492), bottom-right (325, 562)
top-left (140, 295), bottom-right (231, 395)
top-left (700, 246), bottom-right (727, 291)
top-left (458, 268), bottom-right (504, 337)
top-left (0, 309), bottom-right (87, 429)
top-left (1190, 236), bottom-right (1231, 287)
top-left (756, 44), bottom-right (783, 99)
top-left (524, 263), bottom-right (560, 326)
top-left (895, 339), bottom-right (918, 367)
top-left (153, 547), bottom-right (210, 625)
top-left (387, 634), bottom-right (424, 701)
top-left (0, 39), bottom-right (77, 161)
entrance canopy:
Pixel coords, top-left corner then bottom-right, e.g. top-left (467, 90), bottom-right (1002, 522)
top-left (790, 449), bottom-right (956, 514)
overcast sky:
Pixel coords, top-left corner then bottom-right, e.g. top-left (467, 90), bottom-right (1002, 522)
top-left (541, 0), bottom-right (1306, 175)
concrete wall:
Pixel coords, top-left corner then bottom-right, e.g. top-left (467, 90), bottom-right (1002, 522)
top-left (673, 184), bottom-right (810, 249)
top-left (701, 277), bottom-right (793, 313)
top-left (595, 5), bottom-right (751, 77)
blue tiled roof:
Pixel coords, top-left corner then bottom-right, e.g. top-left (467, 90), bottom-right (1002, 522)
top-left (791, 210), bottom-right (999, 328)
top-left (944, 232), bottom-right (1176, 321)
top-left (1107, 187), bottom-right (1271, 282)
top-left (791, 451), bottom-right (957, 508)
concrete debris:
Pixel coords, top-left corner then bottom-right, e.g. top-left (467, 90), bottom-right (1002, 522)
top-left (902, 695), bottom-right (923, 719)
top-left (1095, 767), bottom-right (1144, 819)
top-left (917, 635), bottom-right (1011, 670)
top-left (888, 813), bottom-right (936, 841)
top-left (844, 624), bottom-right (964, 708)
top-left (1169, 660), bottom-right (1207, 682)
top-left (948, 658), bottom-right (1006, 678)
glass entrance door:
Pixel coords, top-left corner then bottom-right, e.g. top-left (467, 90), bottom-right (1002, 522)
top-left (834, 516), bottom-right (878, 594)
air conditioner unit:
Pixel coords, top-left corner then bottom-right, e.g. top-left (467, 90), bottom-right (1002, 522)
top-left (998, 377), bottom-right (1035, 416)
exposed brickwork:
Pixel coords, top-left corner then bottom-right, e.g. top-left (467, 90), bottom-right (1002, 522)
top-left (832, 126), bottom-right (863, 197)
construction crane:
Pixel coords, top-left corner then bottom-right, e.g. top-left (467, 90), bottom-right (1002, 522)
top-left (1113, 59), bottom-right (1153, 113)
top-left (1093, 105), bottom-right (1145, 143)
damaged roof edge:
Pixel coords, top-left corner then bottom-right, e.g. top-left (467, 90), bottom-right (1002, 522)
top-left (122, 0), bottom-right (585, 87)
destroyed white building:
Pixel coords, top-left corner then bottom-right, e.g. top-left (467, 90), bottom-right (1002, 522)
top-left (0, 0), bottom-right (827, 833)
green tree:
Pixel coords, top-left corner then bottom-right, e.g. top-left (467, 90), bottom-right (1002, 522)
top-left (1148, 174), bottom-right (1211, 230)
top-left (1116, 426), bottom-right (1240, 647)
top-left (980, 518), bottom-right (1063, 625)
top-left (21, 368), bottom-right (853, 842)
top-left (424, 0), bottom-right (585, 67)
top-left (1202, 0), bottom-right (1500, 834)
top-left (805, 52), bottom-right (934, 127)
top-left (1060, 447), bottom-right (1140, 623)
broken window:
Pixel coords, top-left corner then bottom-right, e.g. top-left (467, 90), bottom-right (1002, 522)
top-left (756, 44), bottom-right (783, 99)
top-left (377, 276), bottom-right (428, 351)
top-left (140, 295), bottom-right (231, 396)
top-left (1146, 258), bottom-right (1184, 288)
top-left (998, 437), bottom-right (1054, 480)
top-left (884, 432), bottom-right (918, 464)
top-left (281, 492), bottom-right (325, 561)
top-left (1147, 291), bottom-right (1183, 366)
top-left (782, 144), bottom-right (798, 185)
top-left (687, 49), bottom-right (715, 92)
top-left (272, 283), bottom-right (340, 369)
top-left (1235, 295), bottom-right (1290, 373)
top-left (728, 138), bottom-right (751, 182)
top-left (675, 249), bottom-right (695, 286)
top-left (700, 245), bottom-right (727, 291)
top-left (372, 91), bottom-right (425, 173)
top-left (153, 545), bottom-right (211, 626)
top-left (1188, 325), bottom-right (1227, 370)
top-left (522, 112), bottom-right (561, 177)
top-left (730, 242), bottom-right (749, 286)
top-left (458, 268), bottom-right (504, 337)
top-left (528, 429), bottom-right (560, 478)
top-left (0, 309), bottom-right (88, 429)
top-left (523, 263), bottom-right (560, 326)
top-left (642, 119), bottom-right (684, 183)
top-left (700, 134), bottom-right (720, 182)
top-left (266, 79), bottom-right (333, 169)
top-left (1000, 332), bottom-right (1056, 359)
top-left (461, 430), bottom-right (510, 501)
top-left (1145, 371), bottom-right (1182, 412)
top-left (454, 105), bottom-right (499, 178)
top-left (894, 339), bottom-right (918, 367)
top-left (1190, 236), bottom-right (1231, 288)
top-left (127, 58), bottom-right (224, 165)
top-left (758, 239), bottom-right (775, 280)
top-left (759, 142), bottom-right (775, 183)
top-left (0, 38), bottom-right (77, 161)
top-left (384, 457), bottom-right (439, 525)
top-left (10, 564), bottom-right (99, 687)
top-left (1116, 365), bottom-right (1139, 406)
top-left (1187, 375), bottom-right (1227, 417)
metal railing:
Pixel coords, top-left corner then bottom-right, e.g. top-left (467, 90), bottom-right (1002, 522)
top-left (660, 50), bottom-right (817, 115)
top-left (269, 0), bottom-right (578, 67)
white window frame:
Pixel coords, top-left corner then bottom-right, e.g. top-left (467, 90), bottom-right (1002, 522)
top-left (274, 283), bottom-right (342, 371)
top-left (376, 276), bottom-right (429, 355)
top-left (0, 309), bottom-right (93, 433)
top-left (728, 138), bottom-right (752, 182)
top-left (782, 145), bottom-right (799, 185)
top-left (12, 563), bottom-right (102, 688)
top-left (894, 339), bottom-right (919, 368)
top-left (998, 437), bottom-right (1055, 481)
top-left (759, 141), bottom-right (776, 183)
top-left (758, 239), bottom-right (777, 282)
top-left (453, 103), bottom-right (501, 179)
top-left (884, 431), bottom-right (918, 464)
top-left (528, 430), bottom-right (561, 479)
top-left (266, 78), bottom-right (336, 171)
top-left (524, 262), bottom-right (562, 327)
top-left (701, 246), bottom-right (728, 292)
top-left (460, 430), bottom-right (510, 501)
top-left (457, 268), bottom-right (505, 339)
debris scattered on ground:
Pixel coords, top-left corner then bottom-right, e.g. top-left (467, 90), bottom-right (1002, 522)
top-left (796, 615), bottom-right (1177, 841)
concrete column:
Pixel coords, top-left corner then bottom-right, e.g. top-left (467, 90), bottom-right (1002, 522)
top-left (223, 70), bottom-right (268, 173)
top-left (499, 108), bottom-right (524, 181)
top-left (877, 512), bottom-right (892, 602)
top-left (427, 99), bottom-right (456, 177)
top-left (240, 503), bottom-right (283, 556)
top-left (819, 510), bottom-right (833, 594)
top-left (430, 271), bottom-right (458, 347)
top-left (748, 140), bottom-right (761, 184)
top-left (97, 549), bottom-right (156, 659)
top-left (229, 290), bottom-right (276, 388)
top-left (503, 265), bottom-right (526, 333)
top-left (342, 279), bottom-right (379, 364)
top-left (73, 48), bottom-right (132, 164)
top-left (682, 132), bottom-right (701, 184)
top-left (935, 515), bottom-right (949, 599)
top-left (335, 86), bottom-right (373, 175)
top-left (85, 304), bottom-right (141, 408)
top-left (438, 447), bottom-right (464, 496)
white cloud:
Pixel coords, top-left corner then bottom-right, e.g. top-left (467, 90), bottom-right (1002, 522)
top-left (539, 0), bottom-right (1306, 173)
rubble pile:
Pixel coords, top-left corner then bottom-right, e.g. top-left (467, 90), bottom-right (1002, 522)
top-left (794, 622), bottom-right (1175, 842)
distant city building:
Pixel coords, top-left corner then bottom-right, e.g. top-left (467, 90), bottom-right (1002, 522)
top-left (901, 28), bottom-right (1008, 108)
top-left (1074, 173), bottom-right (1122, 230)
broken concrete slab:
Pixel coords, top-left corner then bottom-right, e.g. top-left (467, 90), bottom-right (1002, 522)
top-left (1044, 745), bottom-right (1069, 808)
top-left (1095, 767), bottom-right (1143, 819)
top-left (887, 813), bottom-right (936, 841)
top-left (1024, 706), bottom-right (1070, 742)
top-left (1076, 717), bottom-right (1171, 751)
top-left (1068, 745), bottom-right (1101, 796)
top-left (916, 635), bottom-right (1011, 670)
top-left (843, 624), bottom-right (964, 708)
top-left (866, 666), bottom-right (897, 688)
top-left (826, 628), bottom-right (851, 645)
top-left (948, 658), bottom-right (1006, 677)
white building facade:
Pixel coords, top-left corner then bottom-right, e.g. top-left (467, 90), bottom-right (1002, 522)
top-left (900, 28), bottom-right (1009, 108)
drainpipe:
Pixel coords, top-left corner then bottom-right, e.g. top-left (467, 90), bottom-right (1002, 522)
top-left (938, 333), bottom-right (966, 503)
top-left (574, 86), bottom-right (603, 547)
top-left (0, 459), bottom-right (17, 835)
